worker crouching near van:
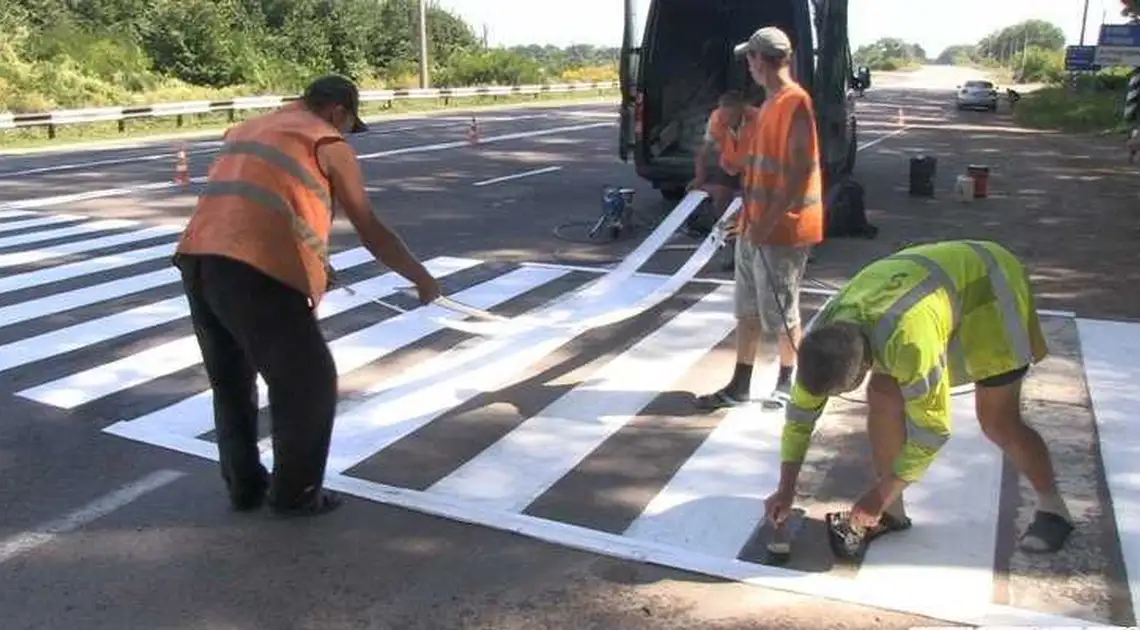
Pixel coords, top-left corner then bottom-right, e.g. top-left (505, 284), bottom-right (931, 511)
top-left (686, 90), bottom-right (754, 236)
top-left (172, 75), bottom-right (441, 517)
top-left (763, 240), bottom-right (1075, 558)
top-left (694, 26), bottom-right (823, 412)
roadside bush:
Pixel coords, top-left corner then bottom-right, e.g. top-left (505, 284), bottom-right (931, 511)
top-left (1013, 85), bottom-right (1128, 133)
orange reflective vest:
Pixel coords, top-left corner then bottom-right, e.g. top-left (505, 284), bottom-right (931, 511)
top-left (716, 84), bottom-right (824, 247)
top-left (175, 102), bottom-right (344, 307)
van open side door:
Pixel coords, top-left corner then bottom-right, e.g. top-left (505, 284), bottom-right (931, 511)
top-left (618, 0), bottom-right (640, 162)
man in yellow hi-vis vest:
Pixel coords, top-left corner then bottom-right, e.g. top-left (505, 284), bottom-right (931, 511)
top-left (763, 240), bottom-right (1074, 557)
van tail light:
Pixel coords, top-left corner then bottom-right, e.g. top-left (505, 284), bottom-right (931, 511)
top-left (634, 91), bottom-right (644, 135)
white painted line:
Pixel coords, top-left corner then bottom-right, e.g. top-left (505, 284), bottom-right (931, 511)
top-left (0, 268), bottom-right (176, 329)
top-left (0, 210), bottom-right (39, 220)
top-left (0, 241), bottom-right (175, 296)
top-left (316, 274), bottom-right (665, 475)
top-left (0, 469), bottom-right (185, 565)
top-left (849, 387), bottom-right (1004, 612)
top-left (107, 262), bottom-right (556, 442)
top-left (473, 166), bottom-right (563, 187)
top-left (0, 218), bottom-right (137, 249)
top-left (0, 247), bottom-right (377, 374)
top-left (16, 254), bottom-right (480, 408)
top-left (1079, 318), bottom-right (1140, 620)
top-left (356, 122), bottom-right (613, 159)
top-left (0, 148), bottom-right (217, 178)
top-left (0, 214), bottom-right (85, 235)
top-left (0, 181), bottom-right (205, 213)
top-left (1, 121), bottom-right (613, 211)
top-left (622, 360), bottom-right (782, 557)
top-left (857, 126), bottom-right (909, 151)
top-left (427, 286), bottom-right (736, 511)
top-left (0, 224), bottom-right (180, 269)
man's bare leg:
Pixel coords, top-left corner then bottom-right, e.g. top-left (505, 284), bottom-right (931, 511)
top-left (975, 371), bottom-right (1073, 552)
top-left (865, 373), bottom-right (909, 521)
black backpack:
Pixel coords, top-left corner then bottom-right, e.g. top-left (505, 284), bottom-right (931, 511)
top-left (825, 177), bottom-right (878, 239)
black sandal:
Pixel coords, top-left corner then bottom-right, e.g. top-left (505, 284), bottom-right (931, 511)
top-left (1018, 510), bottom-right (1074, 553)
top-left (695, 389), bottom-right (745, 411)
top-left (826, 510), bottom-right (912, 559)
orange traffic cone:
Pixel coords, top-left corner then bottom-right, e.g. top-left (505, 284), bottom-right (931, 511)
top-left (466, 116), bottom-right (480, 146)
top-left (174, 144), bottom-right (189, 185)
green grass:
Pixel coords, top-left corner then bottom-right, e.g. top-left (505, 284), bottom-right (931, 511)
top-left (0, 88), bottom-right (620, 151)
top-left (1013, 85), bottom-right (1130, 134)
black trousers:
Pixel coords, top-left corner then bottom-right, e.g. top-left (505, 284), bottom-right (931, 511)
top-left (175, 253), bottom-right (337, 509)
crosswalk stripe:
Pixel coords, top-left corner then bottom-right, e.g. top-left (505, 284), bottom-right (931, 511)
top-left (0, 267), bottom-right (176, 328)
top-left (426, 285), bottom-right (736, 512)
top-left (0, 241), bottom-right (176, 295)
top-left (0, 247), bottom-right (378, 374)
top-left (317, 273), bottom-right (667, 475)
top-left (107, 264), bottom-right (568, 442)
top-left (0, 224), bottom-right (180, 269)
top-left (849, 389), bottom-right (1004, 604)
top-left (0, 218), bottom-right (138, 249)
top-left (0, 214), bottom-right (86, 235)
top-left (622, 359), bottom-right (784, 558)
top-left (15, 252), bottom-right (475, 408)
top-left (0, 210), bottom-right (38, 220)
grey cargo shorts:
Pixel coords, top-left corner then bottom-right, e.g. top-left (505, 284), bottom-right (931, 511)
top-left (733, 237), bottom-right (810, 332)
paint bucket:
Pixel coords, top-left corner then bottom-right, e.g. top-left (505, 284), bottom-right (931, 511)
top-left (909, 155), bottom-right (936, 197)
top-left (966, 165), bottom-right (990, 198)
top-left (955, 175), bottom-right (975, 201)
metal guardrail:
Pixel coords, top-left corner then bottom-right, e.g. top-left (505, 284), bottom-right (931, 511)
top-left (0, 81), bottom-right (619, 137)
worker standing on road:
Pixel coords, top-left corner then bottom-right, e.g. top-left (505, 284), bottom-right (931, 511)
top-left (764, 240), bottom-right (1074, 557)
top-left (685, 90), bottom-right (754, 238)
top-left (694, 26), bottom-right (824, 411)
top-left (172, 75), bottom-right (441, 517)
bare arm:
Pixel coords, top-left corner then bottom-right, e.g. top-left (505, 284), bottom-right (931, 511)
top-left (318, 140), bottom-right (439, 298)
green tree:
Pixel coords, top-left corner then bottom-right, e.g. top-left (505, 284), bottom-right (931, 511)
top-left (976, 20), bottom-right (1064, 63)
top-left (934, 44), bottom-right (977, 66)
top-left (853, 37), bottom-right (925, 70)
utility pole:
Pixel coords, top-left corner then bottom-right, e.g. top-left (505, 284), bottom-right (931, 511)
top-left (1079, 0), bottom-right (1090, 45)
top-left (418, 0), bottom-right (429, 88)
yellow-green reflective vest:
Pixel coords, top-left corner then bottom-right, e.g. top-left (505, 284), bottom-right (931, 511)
top-left (782, 240), bottom-right (1048, 482)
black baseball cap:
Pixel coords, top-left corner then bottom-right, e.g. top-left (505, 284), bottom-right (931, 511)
top-left (303, 75), bottom-right (368, 134)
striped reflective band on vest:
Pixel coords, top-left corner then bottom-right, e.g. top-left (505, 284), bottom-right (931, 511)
top-left (200, 141), bottom-right (333, 266)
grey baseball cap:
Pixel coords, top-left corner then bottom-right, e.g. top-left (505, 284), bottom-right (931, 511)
top-left (733, 26), bottom-right (793, 59)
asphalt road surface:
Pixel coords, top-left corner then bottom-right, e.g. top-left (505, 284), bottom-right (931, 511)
top-left (2, 74), bottom-right (1138, 630)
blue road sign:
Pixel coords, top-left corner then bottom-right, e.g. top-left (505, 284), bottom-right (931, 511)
top-left (1098, 24), bottom-right (1140, 47)
top-left (1096, 24), bottom-right (1140, 66)
top-left (1065, 45), bottom-right (1100, 71)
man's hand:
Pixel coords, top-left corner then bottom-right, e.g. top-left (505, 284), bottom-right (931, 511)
top-left (849, 487), bottom-right (885, 530)
top-left (764, 488), bottom-right (795, 525)
top-left (413, 274), bottom-right (441, 304)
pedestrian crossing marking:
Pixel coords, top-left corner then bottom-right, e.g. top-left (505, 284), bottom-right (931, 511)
top-left (0, 206), bottom-right (1134, 628)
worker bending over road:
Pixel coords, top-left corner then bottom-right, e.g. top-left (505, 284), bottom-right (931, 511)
top-left (764, 240), bottom-right (1074, 556)
top-left (685, 90), bottom-right (753, 238)
top-left (695, 26), bottom-right (823, 411)
top-left (172, 75), bottom-right (441, 517)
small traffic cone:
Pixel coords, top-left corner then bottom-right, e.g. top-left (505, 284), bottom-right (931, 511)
top-left (466, 116), bottom-right (480, 146)
top-left (174, 144), bottom-right (189, 185)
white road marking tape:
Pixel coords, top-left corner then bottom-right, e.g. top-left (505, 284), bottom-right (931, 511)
top-left (0, 469), bottom-right (185, 565)
top-left (0, 214), bottom-right (86, 235)
top-left (0, 218), bottom-right (137, 249)
top-left (1079, 318), bottom-right (1140, 621)
top-left (427, 286), bottom-right (737, 511)
top-left (473, 165), bottom-right (563, 187)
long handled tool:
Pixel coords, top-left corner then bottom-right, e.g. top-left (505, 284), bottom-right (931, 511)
top-left (330, 273), bottom-right (508, 334)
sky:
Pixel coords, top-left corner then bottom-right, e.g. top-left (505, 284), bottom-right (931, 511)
top-left (434, 0), bottom-right (1127, 57)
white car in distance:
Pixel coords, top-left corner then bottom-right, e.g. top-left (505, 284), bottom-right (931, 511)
top-left (955, 80), bottom-right (999, 112)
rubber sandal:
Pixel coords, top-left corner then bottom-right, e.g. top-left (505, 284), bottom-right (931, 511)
top-left (761, 388), bottom-right (791, 411)
top-left (695, 389), bottom-right (745, 411)
top-left (1018, 510), bottom-right (1074, 553)
top-left (826, 511), bottom-right (912, 559)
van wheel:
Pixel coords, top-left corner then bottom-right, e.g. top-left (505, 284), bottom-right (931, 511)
top-left (660, 186), bottom-right (686, 203)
